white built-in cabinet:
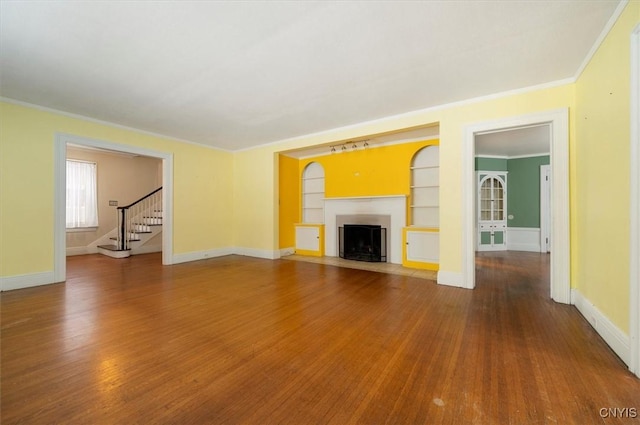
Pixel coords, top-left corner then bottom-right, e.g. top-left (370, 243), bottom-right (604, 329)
top-left (477, 171), bottom-right (507, 251)
top-left (404, 230), bottom-right (439, 264)
top-left (294, 224), bottom-right (324, 256)
top-left (404, 145), bottom-right (440, 270)
top-left (296, 162), bottom-right (325, 256)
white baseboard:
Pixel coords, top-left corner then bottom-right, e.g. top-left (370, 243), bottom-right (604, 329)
top-left (67, 246), bottom-right (89, 256)
top-left (507, 243), bottom-right (541, 252)
top-left (507, 227), bottom-right (541, 252)
top-left (68, 244), bottom-right (162, 256)
top-left (1, 271), bottom-right (58, 291)
top-left (280, 247), bottom-right (295, 257)
top-left (131, 245), bottom-right (162, 255)
top-left (171, 247), bottom-right (234, 264)
top-left (233, 247), bottom-right (281, 260)
top-left (66, 246), bottom-right (99, 256)
top-left (437, 270), bottom-right (467, 288)
top-left (571, 288), bottom-right (630, 365)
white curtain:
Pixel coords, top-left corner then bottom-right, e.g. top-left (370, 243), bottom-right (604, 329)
top-left (66, 160), bottom-right (98, 228)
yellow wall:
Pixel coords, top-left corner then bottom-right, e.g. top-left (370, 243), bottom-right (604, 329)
top-left (300, 140), bottom-right (437, 198)
top-left (574, 1), bottom-right (639, 333)
top-left (278, 154), bottom-right (300, 248)
top-left (278, 140), bottom-right (437, 249)
top-left (232, 147), bottom-right (278, 255)
top-left (0, 102), bottom-right (234, 277)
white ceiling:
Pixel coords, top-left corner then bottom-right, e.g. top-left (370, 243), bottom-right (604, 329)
top-left (476, 125), bottom-right (550, 157)
top-left (0, 1), bottom-right (621, 152)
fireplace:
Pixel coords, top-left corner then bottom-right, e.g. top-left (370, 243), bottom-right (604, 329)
top-left (339, 224), bottom-right (387, 262)
top-left (324, 196), bottom-right (406, 264)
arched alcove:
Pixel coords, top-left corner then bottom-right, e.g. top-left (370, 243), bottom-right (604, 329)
top-left (410, 145), bottom-right (439, 227)
top-left (302, 162), bottom-right (325, 223)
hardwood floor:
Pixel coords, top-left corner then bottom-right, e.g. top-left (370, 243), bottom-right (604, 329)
top-left (1, 252), bottom-right (639, 424)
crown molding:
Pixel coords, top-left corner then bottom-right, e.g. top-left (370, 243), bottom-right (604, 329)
top-left (0, 97), bottom-right (231, 153)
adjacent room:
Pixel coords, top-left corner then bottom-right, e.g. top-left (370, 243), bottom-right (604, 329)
top-left (1, 1), bottom-right (639, 423)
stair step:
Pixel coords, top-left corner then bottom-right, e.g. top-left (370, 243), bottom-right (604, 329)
top-left (110, 237), bottom-right (142, 242)
top-left (97, 244), bottom-right (129, 251)
top-left (97, 245), bottom-right (131, 259)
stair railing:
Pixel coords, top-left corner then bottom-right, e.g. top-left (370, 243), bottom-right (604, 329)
top-left (116, 187), bottom-right (163, 250)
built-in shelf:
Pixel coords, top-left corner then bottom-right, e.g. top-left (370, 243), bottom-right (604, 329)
top-left (302, 162), bottom-right (325, 224)
top-left (411, 146), bottom-right (439, 227)
top-left (403, 144), bottom-right (440, 270)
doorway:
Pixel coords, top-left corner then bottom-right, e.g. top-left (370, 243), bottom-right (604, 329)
top-left (462, 109), bottom-right (570, 304)
top-left (53, 134), bottom-right (174, 283)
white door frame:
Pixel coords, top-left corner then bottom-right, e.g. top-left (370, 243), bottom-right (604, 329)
top-left (53, 133), bottom-right (174, 283)
top-left (629, 24), bottom-right (640, 378)
top-left (462, 109), bottom-right (570, 304)
top-left (540, 164), bottom-right (551, 253)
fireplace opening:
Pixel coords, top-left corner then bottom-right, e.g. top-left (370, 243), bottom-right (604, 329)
top-left (339, 224), bottom-right (387, 262)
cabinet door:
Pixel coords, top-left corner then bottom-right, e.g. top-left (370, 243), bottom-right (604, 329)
top-left (403, 228), bottom-right (439, 270)
top-left (295, 225), bottom-right (324, 256)
top-left (479, 224), bottom-right (493, 247)
top-left (493, 225), bottom-right (506, 245)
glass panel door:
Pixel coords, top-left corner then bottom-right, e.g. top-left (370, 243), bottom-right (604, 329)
top-left (477, 172), bottom-right (507, 251)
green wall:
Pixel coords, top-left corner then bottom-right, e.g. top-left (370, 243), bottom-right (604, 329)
top-left (476, 155), bottom-right (550, 228)
top-left (507, 156), bottom-right (550, 228)
top-left (475, 157), bottom-right (507, 171)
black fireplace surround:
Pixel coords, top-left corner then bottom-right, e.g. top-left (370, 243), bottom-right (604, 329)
top-left (339, 224), bottom-right (387, 262)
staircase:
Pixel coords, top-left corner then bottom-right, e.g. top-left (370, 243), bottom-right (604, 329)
top-left (97, 187), bottom-right (163, 259)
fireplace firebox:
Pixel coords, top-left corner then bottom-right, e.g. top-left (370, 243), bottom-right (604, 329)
top-left (339, 224), bottom-right (387, 262)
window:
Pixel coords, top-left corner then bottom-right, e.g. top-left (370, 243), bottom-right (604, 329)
top-left (66, 159), bottom-right (98, 229)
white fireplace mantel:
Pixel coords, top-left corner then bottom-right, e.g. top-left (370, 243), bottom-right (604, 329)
top-left (324, 195), bottom-right (407, 264)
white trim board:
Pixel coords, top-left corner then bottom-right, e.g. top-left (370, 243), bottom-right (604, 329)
top-left (629, 23), bottom-right (640, 378)
top-left (572, 289), bottom-right (630, 366)
top-left (172, 248), bottom-right (235, 265)
top-left (0, 271), bottom-right (57, 292)
top-left (506, 227), bottom-right (541, 252)
top-left (233, 247), bottom-right (281, 260)
top-left (573, 0), bottom-right (629, 80)
top-left (66, 246), bottom-right (95, 256)
top-left (463, 109), bottom-right (570, 304)
top-left (437, 271), bottom-right (465, 289)
top-left (475, 153), bottom-right (550, 160)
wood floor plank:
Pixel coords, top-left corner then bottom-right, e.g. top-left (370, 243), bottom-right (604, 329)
top-left (1, 252), bottom-right (639, 424)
